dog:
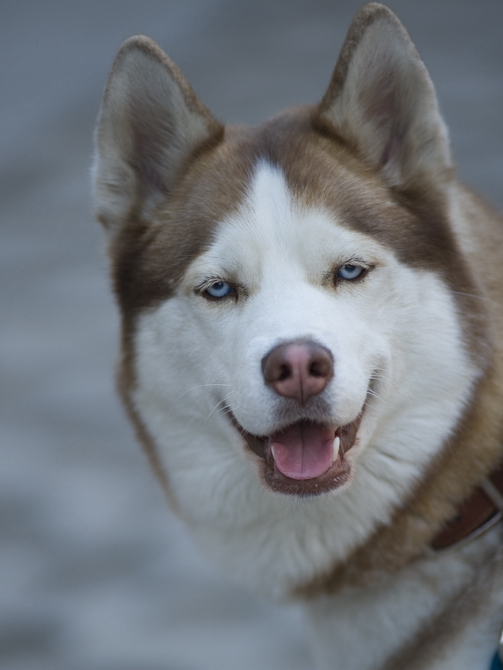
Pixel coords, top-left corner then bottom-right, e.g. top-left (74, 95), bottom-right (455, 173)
top-left (93, 4), bottom-right (503, 669)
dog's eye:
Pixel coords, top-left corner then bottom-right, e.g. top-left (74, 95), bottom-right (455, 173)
top-left (337, 264), bottom-right (364, 280)
top-left (204, 281), bottom-right (235, 299)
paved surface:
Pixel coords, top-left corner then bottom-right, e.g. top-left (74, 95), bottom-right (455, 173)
top-left (1, 1), bottom-right (502, 669)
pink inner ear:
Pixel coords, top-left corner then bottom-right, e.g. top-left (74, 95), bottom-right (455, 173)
top-left (360, 62), bottom-right (403, 168)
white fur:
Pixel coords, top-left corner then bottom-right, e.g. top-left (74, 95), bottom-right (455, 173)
top-left (132, 163), bottom-right (479, 605)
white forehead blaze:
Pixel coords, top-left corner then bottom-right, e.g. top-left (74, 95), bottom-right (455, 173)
top-left (183, 160), bottom-right (388, 293)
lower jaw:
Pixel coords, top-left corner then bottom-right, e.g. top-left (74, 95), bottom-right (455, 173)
top-left (262, 454), bottom-right (351, 497)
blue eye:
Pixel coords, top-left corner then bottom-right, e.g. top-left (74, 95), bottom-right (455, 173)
top-left (205, 281), bottom-right (234, 299)
top-left (337, 264), bottom-right (364, 280)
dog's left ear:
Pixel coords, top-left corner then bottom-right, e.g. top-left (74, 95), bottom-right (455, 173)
top-left (316, 3), bottom-right (453, 190)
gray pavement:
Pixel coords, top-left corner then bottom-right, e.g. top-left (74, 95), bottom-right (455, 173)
top-left (1, 1), bottom-right (502, 669)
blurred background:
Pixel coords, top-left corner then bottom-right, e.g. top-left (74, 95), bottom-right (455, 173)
top-left (1, 1), bottom-right (502, 669)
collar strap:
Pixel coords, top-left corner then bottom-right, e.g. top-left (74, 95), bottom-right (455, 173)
top-left (431, 463), bottom-right (503, 551)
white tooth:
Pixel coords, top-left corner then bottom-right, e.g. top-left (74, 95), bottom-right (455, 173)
top-left (271, 445), bottom-right (276, 461)
top-left (333, 436), bottom-right (341, 461)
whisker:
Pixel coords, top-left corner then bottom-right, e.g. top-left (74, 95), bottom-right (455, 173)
top-left (199, 390), bottom-right (236, 426)
top-left (451, 291), bottom-right (493, 303)
top-left (168, 383), bottom-right (232, 417)
top-left (370, 367), bottom-right (422, 402)
top-left (367, 388), bottom-right (387, 404)
top-left (370, 368), bottom-right (400, 391)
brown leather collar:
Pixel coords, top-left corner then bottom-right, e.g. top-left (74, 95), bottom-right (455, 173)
top-left (431, 462), bottom-right (503, 550)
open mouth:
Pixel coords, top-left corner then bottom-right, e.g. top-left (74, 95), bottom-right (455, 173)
top-left (232, 415), bottom-right (362, 497)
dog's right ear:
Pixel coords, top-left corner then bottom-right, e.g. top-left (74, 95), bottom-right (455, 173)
top-left (93, 36), bottom-right (223, 234)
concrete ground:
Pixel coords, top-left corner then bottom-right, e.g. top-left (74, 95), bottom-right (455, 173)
top-left (1, 1), bottom-right (502, 669)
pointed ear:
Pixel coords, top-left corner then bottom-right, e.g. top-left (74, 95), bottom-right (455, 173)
top-left (315, 3), bottom-right (453, 190)
top-left (93, 36), bottom-right (223, 233)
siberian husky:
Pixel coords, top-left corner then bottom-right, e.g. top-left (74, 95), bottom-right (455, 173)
top-left (93, 4), bottom-right (503, 669)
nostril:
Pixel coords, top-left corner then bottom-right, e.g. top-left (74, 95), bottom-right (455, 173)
top-left (309, 357), bottom-right (332, 378)
top-left (278, 364), bottom-right (291, 381)
top-left (263, 356), bottom-right (290, 384)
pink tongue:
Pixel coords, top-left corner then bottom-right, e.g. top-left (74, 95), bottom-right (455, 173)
top-left (270, 422), bottom-right (336, 480)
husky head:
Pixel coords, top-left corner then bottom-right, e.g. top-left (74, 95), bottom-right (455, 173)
top-left (93, 4), bottom-right (482, 514)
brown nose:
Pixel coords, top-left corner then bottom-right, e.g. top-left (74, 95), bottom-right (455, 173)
top-left (261, 340), bottom-right (334, 404)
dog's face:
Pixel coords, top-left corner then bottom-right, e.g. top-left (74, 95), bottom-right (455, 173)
top-left (94, 4), bottom-right (484, 532)
top-left (125, 130), bottom-right (477, 509)
top-left (138, 162), bottom-right (393, 498)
